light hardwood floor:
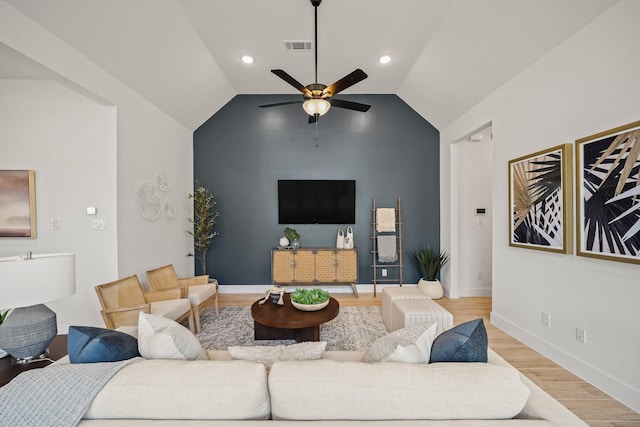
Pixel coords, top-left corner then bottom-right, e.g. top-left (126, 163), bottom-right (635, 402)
top-left (216, 292), bottom-right (640, 427)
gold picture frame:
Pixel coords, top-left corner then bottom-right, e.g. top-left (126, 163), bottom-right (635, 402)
top-left (508, 144), bottom-right (573, 253)
top-left (0, 170), bottom-right (37, 238)
top-left (575, 120), bottom-right (640, 264)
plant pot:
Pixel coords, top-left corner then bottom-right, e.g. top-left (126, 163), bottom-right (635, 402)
top-left (418, 278), bottom-right (444, 299)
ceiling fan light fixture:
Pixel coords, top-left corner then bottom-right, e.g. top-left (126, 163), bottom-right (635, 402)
top-left (241, 55), bottom-right (254, 64)
top-left (379, 55), bottom-right (391, 64)
top-left (303, 98), bottom-right (331, 116)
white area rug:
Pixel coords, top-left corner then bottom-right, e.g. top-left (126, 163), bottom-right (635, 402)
top-left (196, 306), bottom-right (388, 351)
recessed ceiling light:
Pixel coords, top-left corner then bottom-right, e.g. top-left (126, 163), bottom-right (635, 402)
top-left (379, 55), bottom-right (391, 64)
top-left (241, 55), bottom-right (254, 64)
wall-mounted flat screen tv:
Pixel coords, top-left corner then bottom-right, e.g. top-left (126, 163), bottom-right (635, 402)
top-left (278, 180), bottom-right (356, 224)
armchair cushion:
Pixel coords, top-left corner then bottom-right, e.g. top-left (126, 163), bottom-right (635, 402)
top-left (149, 298), bottom-right (191, 320)
top-left (137, 312), bottom-right (207, 360)
top-left (186, 284), bottom-right (217, 306)
top-left (68, 326), bottom-right (140, 364)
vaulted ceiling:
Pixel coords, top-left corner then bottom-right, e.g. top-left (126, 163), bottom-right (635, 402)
top-left (1, 0), bottom-right (618, 130)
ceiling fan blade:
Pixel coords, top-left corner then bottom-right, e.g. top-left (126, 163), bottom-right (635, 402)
top-left (259, 100), bottom-right (303, 108)
top-left (271, 69), bottom-right (311, 96)
top-left (330, 98), bottom-right (371, 112)
top-left (324, 69), bottom-right (368, 97)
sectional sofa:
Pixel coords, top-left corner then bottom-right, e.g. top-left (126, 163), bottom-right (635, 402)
top-left (69, 347), bottom-right (586, 426)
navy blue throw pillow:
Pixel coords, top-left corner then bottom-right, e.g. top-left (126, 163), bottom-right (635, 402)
top-left (68, 326), bottom-right (140, 364)
top-left (429, 318), bottom-right (488, 363)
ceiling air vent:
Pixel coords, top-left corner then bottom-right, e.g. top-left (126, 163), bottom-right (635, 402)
top-left (284, 40), bottom-right (312, 52)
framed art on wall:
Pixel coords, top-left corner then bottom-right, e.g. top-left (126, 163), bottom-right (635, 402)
top-left (0, 170), bottom-right (37, 238)
top-left (508, 144), bottom-right (572, 253)
top-left (575, 120), bottom-right (640, 264)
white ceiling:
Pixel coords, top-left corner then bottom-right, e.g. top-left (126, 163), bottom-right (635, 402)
top-left (2, 0), bottom-right (618, 130)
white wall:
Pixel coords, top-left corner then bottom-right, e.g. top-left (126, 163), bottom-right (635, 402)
top-left (455, 127), bottom-right (493, 296)
top-left (0, 2), bottom-right (205, 328)
top-left (441, 0), bottom-right (640, 411)
top-left (0, 80), bottom-right (117, 329)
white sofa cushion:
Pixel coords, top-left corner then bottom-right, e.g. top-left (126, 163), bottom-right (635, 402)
top-left (83, 359), bottom-right (270, 420)
top-left (269, 360), bottom-right (530, 421)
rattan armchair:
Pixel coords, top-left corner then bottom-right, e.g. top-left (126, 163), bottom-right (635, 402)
top-left (146, 264), bottom-right (218, 333)
top-left (95, 274), bottom-right (195, 332)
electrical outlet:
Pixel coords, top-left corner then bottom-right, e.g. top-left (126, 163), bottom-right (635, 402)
top-left (381, 269), bottom-right (388, 277)
top-left (576, 327), bottom-right (587, 343)
top-left (541, 312), bottom-right (550, 327)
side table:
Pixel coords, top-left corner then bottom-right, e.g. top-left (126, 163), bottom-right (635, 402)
top-left (0, 334), bottom-right (68, 387)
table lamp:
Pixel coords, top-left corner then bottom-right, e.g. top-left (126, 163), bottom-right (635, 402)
top-left (0, 252), bottom-right (76, 365)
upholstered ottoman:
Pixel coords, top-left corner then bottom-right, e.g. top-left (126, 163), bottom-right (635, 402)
top-left (381, 287), bottom-right (431, 331)
top-left (391, 298), bottom-right (453, 335)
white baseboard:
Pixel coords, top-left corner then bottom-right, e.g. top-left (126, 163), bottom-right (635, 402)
top-left (458, 286), bottom-right (492, 297)
top-left (491, 312), bottom-right (640, 413)
top-left (217, 283), bottom-right (416, 295)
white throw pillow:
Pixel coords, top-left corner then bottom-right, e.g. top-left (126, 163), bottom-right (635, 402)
top-left (361, 323), bottom-right (433, 363)
top-left (385, 322), bottom-right (438, 363)
top-left (228, 341), bottom-right (327, 369)
top-left (137, 312), bottom-right (207, 360)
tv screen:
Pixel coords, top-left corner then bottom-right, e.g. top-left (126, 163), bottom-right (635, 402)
top-left (278, 180), bottom-right (356, 224)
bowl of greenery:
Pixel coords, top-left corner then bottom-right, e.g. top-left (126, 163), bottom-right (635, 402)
top-left (290, 288), bottom-right (330, 311)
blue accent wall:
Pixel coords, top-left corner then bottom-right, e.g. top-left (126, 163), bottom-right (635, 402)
top-left (193, 94), bottom-right (439, 285)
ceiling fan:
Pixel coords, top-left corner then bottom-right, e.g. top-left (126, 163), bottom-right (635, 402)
top-left (259, 0), bottom-right (371, 123)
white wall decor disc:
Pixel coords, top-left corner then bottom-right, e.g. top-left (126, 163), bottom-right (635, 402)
top-left (157, 173), bottom-right (169, 192)
top-left (165, 201), bottom-right (176, 219)
top-left (136, 183), bottom-right (162, 221)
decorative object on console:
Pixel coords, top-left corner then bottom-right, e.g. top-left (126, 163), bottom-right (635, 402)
top-left (336, 229), bottom-right (344, 248)
top-left (284, 227), bottom-right (300, 248)
top-left (187, 181), bottom-right (219, 275)
top-left (0, 170), bottom-right (37, 238)
top-left (575, 120), bottom-right (640, 264)
top-left (279, 236), bottom-right (289, 247)
top-left (0, 253), bottom-right (76, 365)
top-left (508, 144), bottom-right (573, 254)
top-left (343, 226), bottom-right (354, 249)
top-left (413, 246), bottom-right (449, 299)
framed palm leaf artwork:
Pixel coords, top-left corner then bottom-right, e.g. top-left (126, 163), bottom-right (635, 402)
top-left (509, 144), bottom-right (572, 253)
top-left (576, 120), bottom-right (640, 264)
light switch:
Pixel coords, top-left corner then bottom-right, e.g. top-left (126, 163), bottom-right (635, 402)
top-left (92, 219), bottom-right (107, 230)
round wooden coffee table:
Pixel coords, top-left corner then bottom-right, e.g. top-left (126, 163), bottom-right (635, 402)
top-left (251, 293), bottom-right (339, 342)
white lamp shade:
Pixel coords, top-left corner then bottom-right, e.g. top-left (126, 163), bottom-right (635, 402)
top-left (303, 98), bottom-right (331, 116)
top-left (0, 253), bottom-right (76, 308)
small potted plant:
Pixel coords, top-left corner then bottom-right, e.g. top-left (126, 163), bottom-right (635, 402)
top-left (284, 227), bottom-right (301, 249)
top-left (290, 288), bottom-right (330, 311)
top-left (412, 246), bottom-right (449, 299)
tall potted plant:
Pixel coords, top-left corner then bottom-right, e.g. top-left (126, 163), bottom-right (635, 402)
top-left (187, 181), bottom-right (219, 275)
top-left (412, 246), bottom-right (449, 299)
